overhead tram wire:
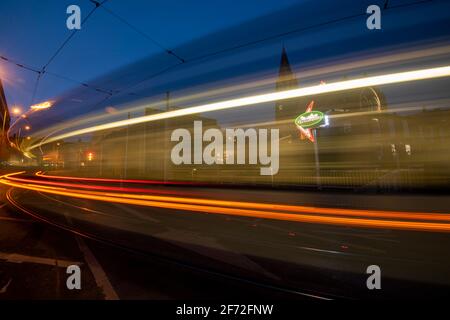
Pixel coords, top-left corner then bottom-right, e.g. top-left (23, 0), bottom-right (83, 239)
top-left (3, 0), bottom-right (435, 107)
top-left (44, 71), bottom-right (116, 95)
top-left (42, 0), bottom-right (109, 73)
top-left (113, 0), bottom-right (435, 97)
top-left (13, 0), bottom-right (432, 107)
top-left (1, 2), bottom-right (139, 110)
top-left (0, 54), bottom-right (44, 106)
top-left (29, 72), bottom-right (42, 105)
top-left (0, 1), bottom-right (113, 97)
top-left (25, 0), bottom-right (111, 107)
top-left (0, 55), bottom-right (41, 74)
top-left (183, 0), bottom-right (434, 65)
top-left (0, 54), bottom-right (116, 96)
top-left (99, 4), bottom-right (185, 63)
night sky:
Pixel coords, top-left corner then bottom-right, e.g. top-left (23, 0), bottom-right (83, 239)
top-left (0, 0), bottom-right (302, 110)
top-left (1, 0), bottom-right (449, 135)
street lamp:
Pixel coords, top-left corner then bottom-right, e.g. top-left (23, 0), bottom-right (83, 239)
top-left (30, 101), bottom-right (53, 110)
top-left (7, 100), bottom-right (54, 151)
top-left (12, 107), bottom-right (21, 115)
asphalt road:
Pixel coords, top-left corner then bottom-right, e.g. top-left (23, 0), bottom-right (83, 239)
top-left (1, 186), bottom-right (321, 300)
top-left (1, 170), bottom-right (450, 299)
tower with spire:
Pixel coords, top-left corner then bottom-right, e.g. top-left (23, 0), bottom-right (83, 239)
top-left (276, 46), bottom-right (299, 91)
top-left (275, 46), bottom-right (311, 142)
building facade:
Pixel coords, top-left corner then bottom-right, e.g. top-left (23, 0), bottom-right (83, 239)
top-left (0, 78), bottom-right (10, 162)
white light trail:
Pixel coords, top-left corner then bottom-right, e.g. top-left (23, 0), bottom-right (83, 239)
top-left (27, 65), bottom-right (450, 152)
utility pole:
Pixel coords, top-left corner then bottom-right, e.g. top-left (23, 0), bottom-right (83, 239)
top-left (0, 77), bottom-right (9, 148)
top-left (1, 109), bottom-right (7, 151)
top-left (164, 91), bottom-right (170, 182)
top-left (1, 109), bottom-right (7, 138)
top-left (141, 114), bottom-right (146, 177)
top-left (99, 134), bottom-right (104, 177)
top-left (313, 129), bottom-right (321, 189)
top-left (1, 109), bottom-right (7, 162)
top-left (16, 127), bottom-right (22, 150)
top-left (124, 112), bottom-right (130, 180)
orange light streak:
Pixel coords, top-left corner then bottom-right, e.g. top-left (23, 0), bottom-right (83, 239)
top-left (1, 172), bottom-right (450, 232)
top-left (28, 173), bottom-right (450, 222)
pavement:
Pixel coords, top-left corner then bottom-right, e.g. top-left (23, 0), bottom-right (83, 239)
top-left (0, 186), bottom-right (104, 299)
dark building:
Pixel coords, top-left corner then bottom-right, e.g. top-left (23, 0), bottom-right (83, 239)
top-left (0, 77), bottom-right (11, 162)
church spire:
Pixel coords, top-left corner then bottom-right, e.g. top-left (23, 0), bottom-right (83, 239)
top-left (276, 46), bottom-right (298, 91)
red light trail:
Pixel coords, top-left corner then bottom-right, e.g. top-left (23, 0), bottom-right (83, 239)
top-left (2, 171), bottom-right (450, 232)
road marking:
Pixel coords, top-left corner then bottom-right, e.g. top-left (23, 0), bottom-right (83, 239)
top-left (5, 190), bottom-right (119, 300)
top-left (75, 236), bottom-right (119, 300)
top-left (158, 228), bottom-right (280, 280)
top-left (112, 203), bottom-right (160, 223)
top-left (0, 278), bottom-right (12, 294)
top-left (37, 192), bottom-right (112, 216)
top-left (0, 252), bottom-right (81, 267)
top-left (58, 205), bottom-right (120, 300)
top-left (0, 203), bottom-right (7, 209)
top-left (0, 216), bottom-right (35, 223)
top-left (298, 246), bottom-right (343, 255)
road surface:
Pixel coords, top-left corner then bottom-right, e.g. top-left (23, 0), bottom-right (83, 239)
top-left (1, 170), bottom-right (449, 299)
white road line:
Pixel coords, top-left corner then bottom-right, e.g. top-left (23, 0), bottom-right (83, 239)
top-left (6, 188), bottom-right (119, 299)
top-left (0, 278), bottom-right (12, 294)
top-left (75, 236), bottom-right (119, 300)
top-left (113, 203), bottom-right (160, 223)
top-left (57, 203), bottom-right (119, 300)
top-left (0, 216), bottom-right (35, 223)
top-left (0, 203), bottom-right (7, 209)
top-left (0, 252), bottom-right (81, 267)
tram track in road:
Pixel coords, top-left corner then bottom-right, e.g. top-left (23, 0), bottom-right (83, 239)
top-left (2, 171), bottom-right (450, 232)
top-left (4, 171), bottom-right (450, 299)
top-left (5, 186), bottom-right (334, 300)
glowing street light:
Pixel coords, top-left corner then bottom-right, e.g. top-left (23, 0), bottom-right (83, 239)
top-left (30, 100), bottom-right (53, 110)
top-left (7, 100), bottom-right (54, 153)
top-left (12, 107), bottom-right (21, 115)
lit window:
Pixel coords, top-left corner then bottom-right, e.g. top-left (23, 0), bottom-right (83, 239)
top-left (391, 144), bottom-right (397, 154)
top-left (405, 144), bottom-right (412, 155)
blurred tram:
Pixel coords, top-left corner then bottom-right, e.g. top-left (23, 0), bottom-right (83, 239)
top-left (28, 0), bottom-right (450, 192)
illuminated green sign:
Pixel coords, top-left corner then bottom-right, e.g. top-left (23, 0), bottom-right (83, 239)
top-left (294, 111), bottom-right (325, 129)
